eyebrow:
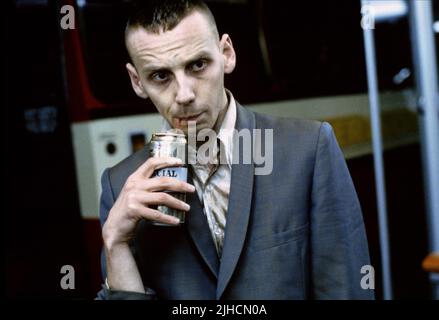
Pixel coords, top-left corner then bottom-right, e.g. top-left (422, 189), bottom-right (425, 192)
top-left (141, 51), bottom-right (212, 73)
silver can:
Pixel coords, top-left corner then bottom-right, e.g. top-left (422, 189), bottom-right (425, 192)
top-left (148, 131), bottom-right (188, 225)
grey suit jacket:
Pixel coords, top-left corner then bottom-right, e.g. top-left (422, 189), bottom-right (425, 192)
top-left (96, 103), bottom-right (374, 300)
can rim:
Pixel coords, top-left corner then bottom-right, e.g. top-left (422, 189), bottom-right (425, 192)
top-left (152, 132), bottom-right (186, 137)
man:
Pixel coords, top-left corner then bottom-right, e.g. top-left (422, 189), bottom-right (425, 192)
top-left (96, 0), bottom-right (374, 300)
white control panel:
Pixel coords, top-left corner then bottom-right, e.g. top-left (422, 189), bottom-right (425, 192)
top-left (72, 113), bottom-right (163, 218)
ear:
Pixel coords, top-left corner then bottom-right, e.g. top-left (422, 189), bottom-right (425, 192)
top-left (126, 63), bottom-right (148, 99)
top-left (220, 34), bottom-right (236, 74)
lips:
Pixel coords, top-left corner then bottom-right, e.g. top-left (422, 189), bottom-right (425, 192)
top-left (179, 114), bottom-right (200, 121)
top-left (175, 112), bottom-right (202, 127)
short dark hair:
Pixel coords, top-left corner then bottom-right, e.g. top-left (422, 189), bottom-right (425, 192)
top-left (125, 0), bottom-right (218, 35)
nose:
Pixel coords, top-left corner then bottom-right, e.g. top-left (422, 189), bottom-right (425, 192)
top-left (175, 73), bottom-right (195, 106)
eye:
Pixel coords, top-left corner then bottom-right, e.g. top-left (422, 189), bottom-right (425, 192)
top-left (150, 71), bottom-right (169, 84)
top-left (190, 59), bottom-right (207, 73)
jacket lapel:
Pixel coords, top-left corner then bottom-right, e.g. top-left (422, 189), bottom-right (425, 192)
top-left (216, 103), bottom-right (255, 299)
top-left (186, 173), bottom-right (220, 278)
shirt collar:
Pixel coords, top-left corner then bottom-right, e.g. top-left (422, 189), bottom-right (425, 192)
top-left (216, 89), bottom-right (236, 166)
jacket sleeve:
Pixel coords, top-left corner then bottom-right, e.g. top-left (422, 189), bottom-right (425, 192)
top-left (310, 122), bottom-right (375, 300)
top-left (95, 168), bottom-right (155, 300)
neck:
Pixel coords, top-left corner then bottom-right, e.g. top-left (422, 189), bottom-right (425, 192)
top-left (213, 90), bottom-right (229, 134)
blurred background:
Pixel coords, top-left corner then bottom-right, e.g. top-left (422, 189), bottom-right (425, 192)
top-left (3, 0), bottom-right (439, 299)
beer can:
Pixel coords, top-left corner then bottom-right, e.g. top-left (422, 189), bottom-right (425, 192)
top-left (148, 131), bottom-right (188, 225)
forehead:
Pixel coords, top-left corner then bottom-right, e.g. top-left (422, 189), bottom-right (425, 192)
top-left (127, 11), bottom-right (219, 70)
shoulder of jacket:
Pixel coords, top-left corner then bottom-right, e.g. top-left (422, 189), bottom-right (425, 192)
top-left (252, 110), bottom-right (324, 139)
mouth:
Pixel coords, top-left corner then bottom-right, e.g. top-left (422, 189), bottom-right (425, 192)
top-left (175, 112), bottom-right (203, 127)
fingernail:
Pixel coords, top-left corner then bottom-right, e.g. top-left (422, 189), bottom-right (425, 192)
top-left (184, 203), bottom-right (191, 211)
top-left (188, 184), bottom-right (196, 192)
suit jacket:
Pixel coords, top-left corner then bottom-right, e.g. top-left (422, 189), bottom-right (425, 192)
top-left (96, 103), bottom-right (374, 300)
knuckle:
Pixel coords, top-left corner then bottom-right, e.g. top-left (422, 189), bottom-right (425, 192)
top-left (160, 177), bottom-right (173, 186)
top-left (147, 157), bottom-right (159, 167)
top-left (127, 171), bottom-right (138, 181)
top-left (126, 204), bottom-right (138, 219)
top-left (152, 210), bottom-right (161, 220)
top-left (126, 191), bottom-right (137, 203)
top-left (127, 200), bottom-right (137, 212)
top-left (157, 192), bottom-right (168, 203)
top-left (125, 180), bottom-right (136, 191)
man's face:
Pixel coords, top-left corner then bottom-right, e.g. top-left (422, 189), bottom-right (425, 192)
top-left (126, 11), bottom-right (236, 134)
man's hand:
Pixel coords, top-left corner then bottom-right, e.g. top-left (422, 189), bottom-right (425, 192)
top-left (103, 156), bottom-right (195, 247)
top-left (102, 157), bottom-right (195, 293)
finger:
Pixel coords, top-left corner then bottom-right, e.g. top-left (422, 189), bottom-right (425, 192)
top-left (135, 157), bottom-right (183, 179)
top-left (139, 192), bottom-right (191, 212)
top-left (137, 206), bottom-right (181, 225)
top-left (136, 177), bottom-right (196, 193)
